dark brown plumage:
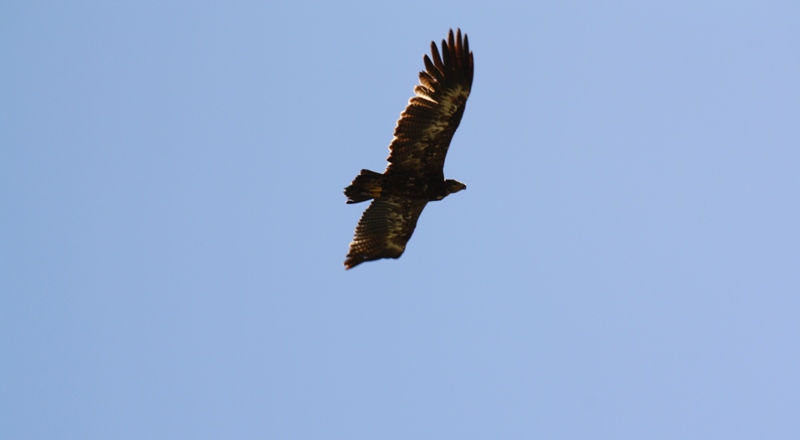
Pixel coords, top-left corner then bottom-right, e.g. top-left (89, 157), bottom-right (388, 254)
top-left (344, 29), bottom-right (473, 270)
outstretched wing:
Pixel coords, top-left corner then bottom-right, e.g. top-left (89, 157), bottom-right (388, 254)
top-left (386, 28), bottom-right (473, 174)
top-left (345, 197), bottom-right (428, 269)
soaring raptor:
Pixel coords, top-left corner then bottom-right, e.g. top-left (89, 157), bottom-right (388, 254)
top-left (344, 29), bottom-right (473, 269)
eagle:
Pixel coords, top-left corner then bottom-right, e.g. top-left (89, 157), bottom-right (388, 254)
top-left (344, 29), bottom-right (473, 270)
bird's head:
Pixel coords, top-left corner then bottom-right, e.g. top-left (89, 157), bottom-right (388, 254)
top-left (445, 179), bottom-right (467, 195)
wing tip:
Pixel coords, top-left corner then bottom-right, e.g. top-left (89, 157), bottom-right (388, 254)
top-left (429, 28), bottom-right (473, 86)
top-left (344, 253), bottom-right (364, 270)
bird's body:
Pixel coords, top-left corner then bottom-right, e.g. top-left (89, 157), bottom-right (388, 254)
top-left (344, 29), bottom-right (473, 270)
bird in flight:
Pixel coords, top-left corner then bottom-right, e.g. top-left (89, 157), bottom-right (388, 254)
top-left (344, 29), bottom-right (473, 270)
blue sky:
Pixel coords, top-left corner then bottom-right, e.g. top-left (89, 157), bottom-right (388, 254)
top-left (2, 2), bottom-right (799, 439)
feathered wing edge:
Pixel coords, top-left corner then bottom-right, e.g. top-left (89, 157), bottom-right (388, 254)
top-left (386, 29), bottom-right (474, 172)
top-left (344, 197), bottom-right (428, 269)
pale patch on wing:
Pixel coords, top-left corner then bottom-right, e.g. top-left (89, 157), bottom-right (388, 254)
top-left (419, 85), bottom-right (469, 139)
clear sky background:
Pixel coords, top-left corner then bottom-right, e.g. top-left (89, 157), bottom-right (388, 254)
top-left (2, 2), bottom-right (799, 439)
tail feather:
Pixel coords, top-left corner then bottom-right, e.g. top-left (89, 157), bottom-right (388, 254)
top-left (345, 169), bottom-right (384, 204)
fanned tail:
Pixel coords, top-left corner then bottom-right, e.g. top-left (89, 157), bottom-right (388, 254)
top-left (344, 169), bottom-right (384, 204)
